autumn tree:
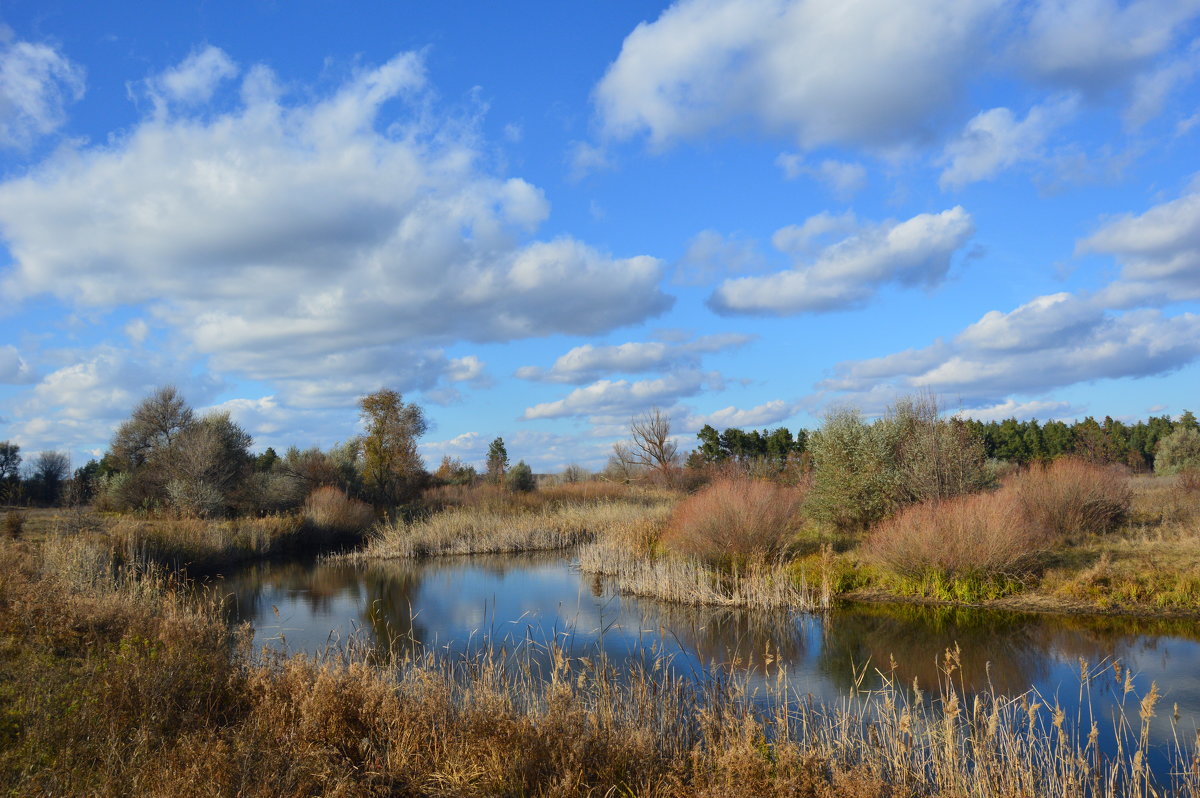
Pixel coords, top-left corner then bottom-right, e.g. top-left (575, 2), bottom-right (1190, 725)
top-left (358, 389), bottom-right (428, 507)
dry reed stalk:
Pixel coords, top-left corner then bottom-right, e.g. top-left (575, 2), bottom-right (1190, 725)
top-left (359, 500), bottom-right (667, 561)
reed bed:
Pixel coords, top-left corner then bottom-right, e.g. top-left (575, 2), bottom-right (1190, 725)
top-left (579, 535), bottom-right (828, 611)
top-left (359, 500), bottom-right (665, 560)
top-left (3, 534), bottom-right (1199, 796)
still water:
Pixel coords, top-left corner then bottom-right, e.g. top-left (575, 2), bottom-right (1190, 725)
top-left (214, 551), bottom-right (1200, 771)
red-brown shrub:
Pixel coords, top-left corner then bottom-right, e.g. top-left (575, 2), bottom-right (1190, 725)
top-left (866, 490), bottom-right (1043, 578)
top-left (303, 486), bottom-right (375, 535)
top-left (661, 479), bottom-right (804, 565)
top-left (1006, 457), bottom-right (1131, 539)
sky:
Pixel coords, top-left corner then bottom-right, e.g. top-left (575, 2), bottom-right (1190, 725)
top-left (1, 0), bottom-right (1199, 473)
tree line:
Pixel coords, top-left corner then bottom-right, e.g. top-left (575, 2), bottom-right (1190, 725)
top-left (0, 386), bottom-right (536, 513)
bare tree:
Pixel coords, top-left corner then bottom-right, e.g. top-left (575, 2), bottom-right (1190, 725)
top-left (610, 408), bottom-right (679, 482)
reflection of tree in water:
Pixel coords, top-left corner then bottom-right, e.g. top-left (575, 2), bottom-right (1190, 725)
top-left (819, 603), bottom-right (1051, 696)
top-left (358, 560), bottom-right (427, 656)
top-left (818, 602), bottom-right (1200, 699)
top-left (616, 596), bottom-right (807, 676)
top-left (207, 560), bottom-right (368, 626)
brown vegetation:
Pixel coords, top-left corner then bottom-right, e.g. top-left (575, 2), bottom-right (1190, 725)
top-left (302, 485), bottom-right (376, 536)
top-left (661, 478), bottom-right (805, 565)
top-left (1008, 457), bottom-right (1132, 539)
top-left (1, 535), bottom-right (1195, 796)
top-left (867, 489), bottom-right (1041, 579)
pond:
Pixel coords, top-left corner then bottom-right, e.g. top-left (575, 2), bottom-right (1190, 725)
top-left (212, 550), bottom-right (1200, 778)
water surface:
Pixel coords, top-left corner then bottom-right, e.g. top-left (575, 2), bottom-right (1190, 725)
top-left (214, 551), bottom-right (1200, 775)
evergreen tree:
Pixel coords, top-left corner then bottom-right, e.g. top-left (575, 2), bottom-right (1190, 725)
top-left (486, 437), bottom-right (509, 484)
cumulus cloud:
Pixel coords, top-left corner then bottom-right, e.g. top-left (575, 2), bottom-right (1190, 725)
top-left (0, 345), bottom-right (35, 384)
top-left (143, 45), bottom-right (237, 110)
top-left (1080, 189), bottom-right (1200, 305)
top-left (0, 49), bottom-right (672, 408)
top-left (521, 370), bottom-right (721, 420)
top-left (0, 34), bottom-right (84, 148)
top-left (516, 333), bottom-right (752, 383)
top-left (5, 345), bottom-right (224, 454)
top-left (709, 207), bottom-right (974, 315)
top-left (938, 97), bottom-right (1077, 189)
top-left (594, 0), bottom-right (1005, 151)
top-left (682, 399), bottom-right (798, 431)
top-left (775, 153), bottom-right (867, 198)
top-left (954, 398), bottom-right (1083, 422)
top-left (1019, 0), bottom-right (1200, 95)
top-left (821, 293), bottom-right (1200, 404)
top-left (770, 210), bottom-right (859, 255)
top-left (593, 0), bottom-right (1199, 156)
top-left (675, 230), bottom-right (763, 284)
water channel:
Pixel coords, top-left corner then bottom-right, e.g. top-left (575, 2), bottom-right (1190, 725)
top-left (212, 550), bottom-right (1200, 780)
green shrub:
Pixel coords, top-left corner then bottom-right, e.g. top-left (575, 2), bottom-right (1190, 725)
top-left (506, 460), bottom-right (536, 493)
top-left (1155, 427), bottom-right (1200, 476)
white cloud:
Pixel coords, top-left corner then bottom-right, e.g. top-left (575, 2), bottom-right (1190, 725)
top-left (5, 346), bottom-right (224, 454)
top-left (0, 49), bottom-right (672, 409)
top-left (567, 140), bottom-right (613, 181)
top-left (0, 345), bottom-right (35, 384)
top-left (770, 210), bottom-right (859, 255)
top-left (516, 333), bottom-right (752, 384)
top-left (675, 230), bottom-right (763, 284)
top-left (682, 399), bottom-right (797, 431)
top-left (821, 294), bottom-right (1200, 403)
top-left (1019, 0), bottom-right (1200, 95)
top-left (124, 318), bottom-right (149, 344)
top-left (1080, 189), bottom-right (1200, 304)
top-left (594, 0), bottom-right (1005, 151)
top-left (775, 153), bottom-right (867, 198)
top-left (938, 97), bottom-right (1077, 189)
top-left (0, 36), bottom-right (84, 148)
top-left (709, 207), bottom-right (974, 315)
top-left (144, 45), bottom-right (237, 110)
top-left (521, 370), bottom-right (721, 420)
top-left (954, 398), bottom-right (1082, 422)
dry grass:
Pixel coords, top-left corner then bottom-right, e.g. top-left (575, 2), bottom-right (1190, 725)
top-left (303, 486), bottom-right (376, 536)
top-left (867, 489), bottom-right (1043, 579)
top-left (2, 510), bottom-right (22, 539)
top-left (1008, 457), bottom-right (1132, 539)
top-left (1, 535), bottom-right (1196, 796)
top-left (661, 478), bottom-right (805, 565)
top-left (108, 513), bottom-right (309, 573)
top-left (422, 480), bottom-right (661, 513)
top-left (360, 500), bottom-right (665, 560)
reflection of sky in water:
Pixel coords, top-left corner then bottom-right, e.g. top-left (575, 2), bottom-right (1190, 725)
top-left (213, 552), bottom-right (1200, 779)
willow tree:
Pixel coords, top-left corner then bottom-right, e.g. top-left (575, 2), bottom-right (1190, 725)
top-left (358, 389), bottom-right (428, 507)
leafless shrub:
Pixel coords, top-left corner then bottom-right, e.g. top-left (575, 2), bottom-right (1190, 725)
top-left (867, 490), bottom-right (1042, 578)
top-left (1008, 457), bottom-right (1131, 539)
top-left (303, 486), bottom-right (375, 536)
top-left (662, 479), bottom-right (805, 565)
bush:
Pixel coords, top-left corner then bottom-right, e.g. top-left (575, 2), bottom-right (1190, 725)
top-left (661, 479), bottom-right (804, 566)
top-left (867, 490), bottom-right (1042, 579)
top-left (1007, 457), bottom-right (1131, 539)
top-left (506, 460), bottom-right (536, 493)
top-left (1155, 427), bottom-right (1200, 476)
top-left (805, 408), bottom-right (901, 532)
top-left (303, 487), bottom-right (375, 536)
top-left (3, 511), bottom-right (24, 539)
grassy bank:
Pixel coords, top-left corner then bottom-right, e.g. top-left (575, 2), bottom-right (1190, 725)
top-left (2, 534), bottom-right (1196, 796)
top-left (2, 486), bottom-right (376, 575)
top-left (796, 470), bottom-right (1200, 616)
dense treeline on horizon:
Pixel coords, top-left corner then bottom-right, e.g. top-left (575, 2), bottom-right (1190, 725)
top-left (1, 383), bottom-right (1198, 511)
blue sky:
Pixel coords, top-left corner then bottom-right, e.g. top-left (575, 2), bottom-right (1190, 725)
top-left (2, 0), bottom-right (1199, 472)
